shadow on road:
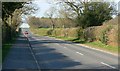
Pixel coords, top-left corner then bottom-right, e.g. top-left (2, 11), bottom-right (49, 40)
top-left (2, 36), bottom-right (119, 71)
top-left (29, 38), bottom-right (82, 69)
top-left (2, 37), bottom-right (38, 70)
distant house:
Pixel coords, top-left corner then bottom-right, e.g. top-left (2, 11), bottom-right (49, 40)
top-left (19, 23), bottom-right (31, 37)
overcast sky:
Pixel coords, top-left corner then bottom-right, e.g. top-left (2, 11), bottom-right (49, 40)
top-left (31, 0), bottom-right (120, 18)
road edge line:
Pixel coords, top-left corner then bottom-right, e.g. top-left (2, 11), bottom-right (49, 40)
top-left (76, 44), bottom-right (118, 56)
top-left (26, 37), bottom-right (41, 71)
top-left (46, 36), bottom-right (118, 56)
top-left (101, 62), bottom-right (116, 69)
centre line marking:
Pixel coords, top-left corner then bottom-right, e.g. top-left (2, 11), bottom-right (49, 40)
top-left (76, 52), bottom-right (84, 55)
top-left (101, 62), bottom-right (116, 69)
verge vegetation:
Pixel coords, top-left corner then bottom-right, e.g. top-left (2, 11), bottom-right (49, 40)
top-left (2, 37), bottom-right (17, 61)
top-left (30, 16), bottom-right (119, 54)
top-left (2, 1), bottom-right (36, 61)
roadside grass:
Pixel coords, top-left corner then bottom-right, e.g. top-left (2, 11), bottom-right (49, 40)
top-left (0, 49), bottom-right (2, 64)
top-left (30, 28), bottom-right (52, 36)
top-left (49, 36), bottom-right (118, 54)
top-left (84, 41), bottom-right (118, 54)
top-left (31, 28), bottom-right (118, 54)
top-left (2, 38), bottom-right (16, 61)
top-left (53, 36), bottom-right (76, 41)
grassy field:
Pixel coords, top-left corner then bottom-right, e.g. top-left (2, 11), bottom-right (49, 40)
top-left (30, 28), bottom-right (118, 54)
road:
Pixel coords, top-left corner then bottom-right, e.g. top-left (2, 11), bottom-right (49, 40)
top-left (2, 36), bottom-right (38, 71)
top-left (2, 32), bottom-right (119, 71)
top-left (28, 35), bottom-right (118, 69)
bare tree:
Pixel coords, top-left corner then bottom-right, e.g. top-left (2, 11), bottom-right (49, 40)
top-left (44, 6), bottom-right (57, 29)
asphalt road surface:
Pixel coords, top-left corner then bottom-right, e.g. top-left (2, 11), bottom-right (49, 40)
top-left (2, 32), bottom-right (119, 71)
top-left (28, 35), bottom-right (118, 69)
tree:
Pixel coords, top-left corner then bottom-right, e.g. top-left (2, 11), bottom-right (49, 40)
top-left (60, 0), bottom-right (116, 28)
top-left (44, 6), bottom-right (57, 29)
top-left (79, 2), bottom-right (113, 28)
top-left (27, 16), bottom-right (41, 28)
top-left (2, 1), bottom-right (36, 43)
top-left (2, 2), bottom-right (26, 43)
top-left (58, 8), bottom-right (76, 28)
top-left (2, 2), bottom-right (26, 20)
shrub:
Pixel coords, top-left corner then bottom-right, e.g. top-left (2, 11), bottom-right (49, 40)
top-left (67, 28), bottom-right (78, 38)
top-left (51, 28), bottom-right (78, 38)
top-left (84, 26), bottom-right (96, 42)
top-left (75, 27), bottom-right (84, 39)
top-left (52, 28), bottom-right (63, 37)
top-left (47, 29), bottom-right (54, 35)
top-left (99, 25), bottom-right (113, 45)
top-left (107, 25), bottom-right (118, 47)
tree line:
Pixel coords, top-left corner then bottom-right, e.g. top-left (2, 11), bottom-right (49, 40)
top-left (28, 0), bottom-right (117, 29)
top-left (27, 0), bottom-right (118, 44)
top-left (27, 16), bottom-right (76, 28)
top-left (2, 1), bottom-right (36, 44)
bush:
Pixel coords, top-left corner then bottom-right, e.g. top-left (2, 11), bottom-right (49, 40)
top-left (67, 28), bottom-right (78, 38)
top-left (107, 25), bottom-right (118, 47)
top-left (47, 29), bottom-right (54, 35)
top-left (84, 26), bottom-right (96, 42)
top-left (52, 28), bottom-right (63, 36)
top-left (83, 25), bottom-right (117, 46)
top-left (31, 28), bottom-right (79, 38)
top-left (50, 28), bottom-right (78, 38)
top-left (99, 25), bottom-right (112, 45)
top-left (76, 27), bottom-right (84, 39)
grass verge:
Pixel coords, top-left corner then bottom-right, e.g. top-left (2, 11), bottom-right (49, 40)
top-left (31, 28), bottom-right (118, 54)
top-left (50, 36), bottom-right (118, 54)
top-left (2, 38), bottom-right (17, 61)
top-left (0, 49), bottom-right (2, 64)
top-left (84, 41), bottom-right (118, 54)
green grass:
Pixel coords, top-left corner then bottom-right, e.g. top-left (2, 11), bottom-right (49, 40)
top-left (2, 43), bottom-right (12, 60)
top-left (85, 41), bottom-right (118, 54)
top-left (52, 36), bottom-right (86, 43)
top-left (2, 38), bottom-right (16, 61)
top-left (31, 28), bottom-right (52, 36)
top-left (0, 49), bottom-right (2, 64)
top-left (51, 36), bottom-right (118, 54)
top-left (31, 28), bottom-right (118, 54)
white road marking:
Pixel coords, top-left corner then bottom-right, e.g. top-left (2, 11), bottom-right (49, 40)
top-left (27, 40), bottom-right (41, 71)
top-left (56, 43), bottom-right (67, 48)
top-left (76, 52), bottom-right (84, 55)
top-left (76, 44), bottom-right (118, 56)
top-left (101, 62), bottom-right (116, 69)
